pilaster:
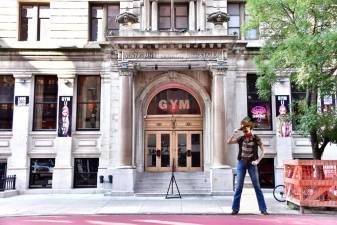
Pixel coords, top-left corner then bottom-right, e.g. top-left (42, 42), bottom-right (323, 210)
top-left (52, 73), bottom-right (75, 189)
top-left (8, 73), bottom-right (32, 190)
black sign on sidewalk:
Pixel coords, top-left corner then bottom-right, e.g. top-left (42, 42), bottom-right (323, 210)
top-left (58, 96), bottom-right (72, 137)
top-left (15, 96), bottom-right (29, 106)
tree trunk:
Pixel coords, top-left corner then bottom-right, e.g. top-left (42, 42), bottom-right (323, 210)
top-left (307, 89), bottom-right (323, 160)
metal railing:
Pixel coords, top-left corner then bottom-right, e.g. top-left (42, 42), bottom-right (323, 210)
top-left (0, 175), bottom-right (16, 192)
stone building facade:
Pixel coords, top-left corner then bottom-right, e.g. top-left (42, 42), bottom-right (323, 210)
top-left (0, 0), bottom-right (323, 195)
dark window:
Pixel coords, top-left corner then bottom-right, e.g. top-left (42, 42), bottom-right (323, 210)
top-left (290, 81), bottom-right (306, 130)
top-left (228, 3), bottom-right (240, 36)
top-left (0, 161), bottom-right (7, 190)
top-left (74, 158), bottom-right (99, 188)
top-left (158, 3), bottom-right (188, 30)
top-left (20, 4), bottom-right (50, 41)
top-left (0, 76), bottom-right (14, 130)
top-left (29, 158), bottom-right (55, 188)
top-left (174, 4), bottom-right (188, 30)
top-left (257, 158), bottom-right (275, 189)
top-left (244, 7), bottom-right (258, 40)
top-left (159, 4), bottom-right (171, 30)
top-left (247, 75), bottom-right (272, 130)
top-left (107, 5), bottom-right (120, 34)
top-left (147, 88), bottom-right (201, 115)
top-left (90, 4), bottom-right (120, 41)
top-left (76, 76), bottom-right (101, 130)
top-left (33, 76), bottom-right (58, 130)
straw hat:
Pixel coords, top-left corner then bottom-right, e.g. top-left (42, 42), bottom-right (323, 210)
top-left (239, 117), bottom-right (255, 130)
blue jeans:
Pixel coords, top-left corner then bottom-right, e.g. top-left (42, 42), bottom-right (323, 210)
top-left (232, 160), bottom-right (267, 212)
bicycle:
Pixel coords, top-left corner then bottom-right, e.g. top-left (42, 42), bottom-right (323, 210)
top-left (273, 184), bottom-right (286, 202)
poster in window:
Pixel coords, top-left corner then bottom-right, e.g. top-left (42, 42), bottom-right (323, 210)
top-left (321, 95), bottom-right (335, 113)
top-left (276, 95), bottom-right (292, 137)
top-left (15, 96), bottom-right (29, 106)
top-left (58, 96), bottom-right (72, 137)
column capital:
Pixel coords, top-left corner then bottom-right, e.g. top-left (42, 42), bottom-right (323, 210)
top-left (13, 73), bottom-right (32, 80)
top-left (209, 60), bottom-right (228, 77)
top-left (118, 61), bottom-right (135, 76)
top-left (57, 73), bottom-right (76, 80)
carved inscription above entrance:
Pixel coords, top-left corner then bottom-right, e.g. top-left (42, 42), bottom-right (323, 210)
top-left (119, 50), bottom-right (223, 60)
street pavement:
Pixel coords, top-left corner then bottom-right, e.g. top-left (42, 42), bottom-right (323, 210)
top-left (0, 188), bottom-right (299, 217)
top-left (0, 188), bottom-right (337, 225)
top-left (1, 215), bottom-right (337, 225)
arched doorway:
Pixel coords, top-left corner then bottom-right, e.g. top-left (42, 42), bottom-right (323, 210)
top-left (144, 88), bottom-right (203, 172)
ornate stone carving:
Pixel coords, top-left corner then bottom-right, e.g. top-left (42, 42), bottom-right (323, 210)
top-left (207, 11), bottom-right (230, 26)
top-left (116, 12), bottom-right (139, 25)
top-left (118, 61), bottom-right (135, 76)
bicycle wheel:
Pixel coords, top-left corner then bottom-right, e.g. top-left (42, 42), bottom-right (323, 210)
top-left (273, 184), bottom-right (286, 202)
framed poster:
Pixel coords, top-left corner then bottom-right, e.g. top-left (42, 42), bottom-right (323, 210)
top-left (321, 95), bottom-right (335, 113)
top-left (58, 96), bottom-right (72, 137)
top-left (275, 95), bottom-right (291, 137)
top-left (276, 95), bottom-right (290, 117)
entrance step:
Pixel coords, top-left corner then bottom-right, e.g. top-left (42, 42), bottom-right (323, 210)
top-left (135, 172), bottom-right (211, 195)
top-left (234, 174), bottom-right (253, 189)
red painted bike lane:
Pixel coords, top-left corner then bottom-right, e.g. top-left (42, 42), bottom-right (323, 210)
top-left (0, 215), bottom-right (336, 225)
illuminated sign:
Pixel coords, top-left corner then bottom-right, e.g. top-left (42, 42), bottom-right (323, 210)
top-left (251, 106), bottom-right (267, 122)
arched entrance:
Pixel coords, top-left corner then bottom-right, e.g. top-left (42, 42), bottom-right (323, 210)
top-left (144, 87), bottom-right (203, 172)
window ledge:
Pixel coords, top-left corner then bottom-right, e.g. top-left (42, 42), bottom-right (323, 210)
top-left (29, 131), bottom-right (57, 138)
top-left (74, 131), bottom-right (101, 137)
top-left (0, 131), bottom-right (13, 137)
top-left (252, 131), bottom-right (276, 136)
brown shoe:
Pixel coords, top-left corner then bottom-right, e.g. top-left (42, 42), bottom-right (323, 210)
top-left (231, 210), bottom-right (239, 215)
top-left (261, 211), bottom-right (269, 215)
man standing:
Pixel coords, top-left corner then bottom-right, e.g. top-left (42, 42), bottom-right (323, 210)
top-left (227, 117), bottom-right (268, 215)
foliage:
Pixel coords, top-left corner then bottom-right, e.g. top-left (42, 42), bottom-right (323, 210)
top-left (244, 0), bottom-right (337, 159)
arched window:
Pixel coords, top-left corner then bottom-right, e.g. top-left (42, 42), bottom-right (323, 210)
top-left (147, 88), bottom-right (200, 115)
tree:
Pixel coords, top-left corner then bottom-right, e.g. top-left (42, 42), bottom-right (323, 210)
top-left (244, 0), bottom-right (337, 159)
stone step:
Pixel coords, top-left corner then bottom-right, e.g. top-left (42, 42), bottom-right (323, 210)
top-left (135, 172), bottom-right (211, 194)
top-left (135, 192), bottom-right (211, 197)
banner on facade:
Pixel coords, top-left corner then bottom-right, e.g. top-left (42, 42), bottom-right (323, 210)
top-left (58, 96), bottom-right (72, 137)
top-left (275, 95), bottom-right (292, 137)
top-left (15, 96), bottom-right (29, 106)
top-left (276, 95), bottom-right (290, 117)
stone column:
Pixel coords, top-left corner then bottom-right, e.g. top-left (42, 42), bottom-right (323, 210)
top-left (98, 72), bottom-right (112, 191)
top-left (108, 63), bottom-right (135, 195)
top-left (210, 61), bottom-right (233, 194)
top-left (151, 0), bottom-right (158, 31)
top-left (212, 64), bottom-right (226, 167)
top-left (8, 73), bottom-right (32, 191)
top-left (144, 0), bottom-right (150, 30)
top-left (119, 68), bottom-right (133, 167)
top-left (189, 0), bottom-right (196, 31)
top-left (52, 74), bottom-right (75, 190)
top-left (199, 0), bottom-right (205, 31)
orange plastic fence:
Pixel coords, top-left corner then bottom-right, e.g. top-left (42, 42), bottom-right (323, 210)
top-left (284, 160), bottom-right (337, 207)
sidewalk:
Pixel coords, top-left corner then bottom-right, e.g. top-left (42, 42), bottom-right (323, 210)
top-left (0, 188), bottom-right (335, 217)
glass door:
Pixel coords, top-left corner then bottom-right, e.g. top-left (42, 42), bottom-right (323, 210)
top-left (145, 131), bottom-right (172, 172)
top-left (175, 131), bottom-right (202, 172)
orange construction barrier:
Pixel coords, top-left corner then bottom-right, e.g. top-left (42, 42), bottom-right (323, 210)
top-left (284, 160), bottom-right (337, 211)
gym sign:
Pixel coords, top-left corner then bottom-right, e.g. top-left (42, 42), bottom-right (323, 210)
top-left (147, 88), bottom-right (200, 115)
top-left (158, 99), bottom-right (190, 112)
